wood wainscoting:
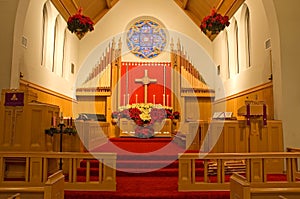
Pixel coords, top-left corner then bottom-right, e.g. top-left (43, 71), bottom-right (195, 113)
top-left (20, 80), bottom-right (75, 117)
top-left (213, 82), bottom-right (274, 120)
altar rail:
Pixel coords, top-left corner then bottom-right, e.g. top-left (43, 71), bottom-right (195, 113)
top-left (0, 152), bottom-right (116, 192)
top-left (75, 120), bottom-right (110, 151)
top-left (178, 152), bottom-right (300, 191)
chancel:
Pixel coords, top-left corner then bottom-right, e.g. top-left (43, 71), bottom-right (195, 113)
top-left (1, 0), bottom-right (300, 199)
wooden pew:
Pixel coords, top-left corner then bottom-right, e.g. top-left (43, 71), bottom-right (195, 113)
top-left (0, 170), bottom-right (64, 199)
top-left (230, 173), bottom-right (300, 199)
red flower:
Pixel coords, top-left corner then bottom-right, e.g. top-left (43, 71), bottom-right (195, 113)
top-left (67, 8), bottom-right (94, 33)
top-left (200, 8), bottom-right (230, 35)
top-left (129, 108), bottom-right (142, 121)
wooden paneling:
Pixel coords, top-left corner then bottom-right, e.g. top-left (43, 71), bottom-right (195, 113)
top-left (20, 80), bottom-right (74, 117)
top-left (213, 82), bottom-right (274, 120)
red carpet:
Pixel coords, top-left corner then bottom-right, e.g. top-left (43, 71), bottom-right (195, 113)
top-left (64, 137), bottom-right (286, 198)
top-left (65, 137), bottom-right (230, 198)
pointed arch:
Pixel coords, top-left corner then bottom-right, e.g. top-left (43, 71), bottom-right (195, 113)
top-left (234, 19), bottom-right (240, 74)
top-left (224, 30), bottom-right (230, 79)
top-left (53, 15), bottom-right (65, 76)
top-left (241, 3), bottom-right (251, 68)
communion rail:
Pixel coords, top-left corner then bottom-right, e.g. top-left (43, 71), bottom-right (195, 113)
top-left (0, 152), bottom-right (116, 191)
top-left (178, 152), bottom-right (300, 191)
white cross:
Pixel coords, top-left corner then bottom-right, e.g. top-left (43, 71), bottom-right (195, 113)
top-left (135, 70), bottom-right (157, 103)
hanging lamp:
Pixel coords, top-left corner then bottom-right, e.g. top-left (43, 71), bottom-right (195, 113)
top-left (67, 7), bottom-right (94, 39)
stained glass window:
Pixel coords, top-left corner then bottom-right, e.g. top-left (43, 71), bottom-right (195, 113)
top-left (127, 19), bottom-right (167, 59)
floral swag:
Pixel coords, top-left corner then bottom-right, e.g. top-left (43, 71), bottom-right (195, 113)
top-left (112, 104), bottom-right (180, 138)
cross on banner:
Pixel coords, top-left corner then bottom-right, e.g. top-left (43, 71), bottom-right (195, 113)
top-left (135, 69), bottom-right (157, 103)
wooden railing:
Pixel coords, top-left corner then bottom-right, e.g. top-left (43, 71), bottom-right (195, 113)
top-left (178, 152), bottom-right (300, 191)
top-left (0, 170), bottom-right (64, 199)
top-left (230, 172), bottom-right (300, 199)
top-left (75, 120), bottom-right (110, 151)
top-left (0, 152), bottom-right (116, 191)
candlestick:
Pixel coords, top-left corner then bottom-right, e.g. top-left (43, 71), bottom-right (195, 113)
top-left (153, 95), bottom-right (155, 104)
top-left (163, 94), bottom-right (165, 106)
top-left (70, 117), bottom-right (72, 126)
top-left (136, 94), bottom-right (138, 104)
top-left (167, 95), bottom-right (169, 107)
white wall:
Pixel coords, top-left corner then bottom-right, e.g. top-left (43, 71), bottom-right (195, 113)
top-left (20, 0), bottom-right (78, 98)
top-left (0, 0), bottom-right (19, 91)
top-left (213, 0), bottom-right (272, 98)
top-left (270, 0), bottom-right (300, 149)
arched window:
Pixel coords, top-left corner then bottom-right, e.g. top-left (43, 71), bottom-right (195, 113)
top-left (233, 19), bottom-right (240, 74)
top-left (224, 30), bottom-right (230, 79)
top-left (41, 4), bottom-right (47, 66)
top-left (244, 5), bottom-right (251, 68)
top-left (53, 15), bottom-right (65, 76)
top-left (41, 1), bottom-right (55, 70)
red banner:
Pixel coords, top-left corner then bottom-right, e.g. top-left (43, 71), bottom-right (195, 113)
top-left (120, 62), bottom-right (171, 106)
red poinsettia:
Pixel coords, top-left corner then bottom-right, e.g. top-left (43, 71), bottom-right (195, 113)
top-left (67, 8), bottom-right (94, 33)
top-left (200, 9), bottom-right (230, 35)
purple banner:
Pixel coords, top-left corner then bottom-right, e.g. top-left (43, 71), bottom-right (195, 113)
top-left (4, 92), bottom-right (24, 106)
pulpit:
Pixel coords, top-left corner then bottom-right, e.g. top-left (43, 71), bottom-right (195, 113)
top-left (0, 89), bottom-right (60, 151)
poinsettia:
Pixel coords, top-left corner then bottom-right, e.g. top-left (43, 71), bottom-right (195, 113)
top-left (67, 8), bottom-right (94, 33)
top-left (200, 9), bottom-right (230, 35)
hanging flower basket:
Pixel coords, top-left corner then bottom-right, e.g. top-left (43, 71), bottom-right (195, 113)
top-left (200, 9), bottom-right (230, 37)
top-left (67, 8), bottom-right (94, 39)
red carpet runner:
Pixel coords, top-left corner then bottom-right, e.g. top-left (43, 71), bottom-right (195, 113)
top-left (65, 137), bottom-right (230, 199)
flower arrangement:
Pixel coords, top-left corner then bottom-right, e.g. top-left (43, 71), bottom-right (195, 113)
top-left (200, 9), bottom-right (230, 35)
top-left (67, 8), bottom-right (94, 39)
top-left (114, 103), bottom-right (179, 138)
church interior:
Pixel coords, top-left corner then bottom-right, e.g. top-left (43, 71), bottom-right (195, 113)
top-left (1, 0), bottom-right (300, 198)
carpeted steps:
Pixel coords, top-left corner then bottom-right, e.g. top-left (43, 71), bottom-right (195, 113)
top-left (65, 138), bottom-right (231, 199)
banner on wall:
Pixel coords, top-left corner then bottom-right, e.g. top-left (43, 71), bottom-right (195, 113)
top-left (120, 62), bottom-right (171, 106)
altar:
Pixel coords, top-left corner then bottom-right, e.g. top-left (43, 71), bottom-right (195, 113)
top-left (119, 118), bottom-right (172, 138)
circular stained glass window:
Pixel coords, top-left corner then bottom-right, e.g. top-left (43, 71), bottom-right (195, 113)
top-left (126, 18), bottom-right (167, 59)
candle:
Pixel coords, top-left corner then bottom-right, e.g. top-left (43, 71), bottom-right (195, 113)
top-left (123, 94), bottom-right (126, 106)
top-left (53, 116), bottom-right (56, 127)
top-left (167, 95), bottom-right (169, 107)
top-left (153, 95), bottom-right (155, 104)
top-left (127, 94), bottom-right (129, 105)
top-left (163, 94), bottom-right (165, 106)
top-left (60, 112), bottom-right (64, 124)
top-left (246, 103), bottom-right (250, 126)
top-left (136, 94), bottom-right (138, 104)
top-left (263, 104), bottom-right (267, 126)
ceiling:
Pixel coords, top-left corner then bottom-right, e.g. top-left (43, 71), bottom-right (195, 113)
top-left (51, 0), bottom-right (245, 40)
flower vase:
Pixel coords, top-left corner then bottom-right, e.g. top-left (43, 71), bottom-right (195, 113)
top-left (75, 30), bottom-right (87, 40)
top-left (135, 125), bottom-right (154, 138)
